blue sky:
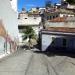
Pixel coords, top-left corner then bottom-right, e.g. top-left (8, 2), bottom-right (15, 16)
top-left (18, 0), bottom-right (60, 12)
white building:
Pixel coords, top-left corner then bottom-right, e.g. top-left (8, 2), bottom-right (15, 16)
top-left (41, 17), bottom-right (75, 51)
top-left (41, 29), bottom-right (75, 51)
top-left (67, 4), bottom-right (75, 9)
top-left (18, 9), bottom-right (42, 43)
top-left (0, 0), bottom-right (19, 53)
top-left (0, 0), bottom-right (18, 40)
top-left (10, 0), bottom-right (17, 12)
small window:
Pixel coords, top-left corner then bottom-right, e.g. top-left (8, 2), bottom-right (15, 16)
top-left (25, 18), bottom-right (27, 19)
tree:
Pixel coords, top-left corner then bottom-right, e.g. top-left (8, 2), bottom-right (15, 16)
top-left (22, 26), bottom-right (36, 49)
top-left (66, 0), bottom-right (75, 4)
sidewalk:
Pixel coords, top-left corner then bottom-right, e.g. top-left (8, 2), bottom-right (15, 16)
top-left (0, 49), bottom-right (33, 75)
top-left (0, 49), bottom-right (12, 59)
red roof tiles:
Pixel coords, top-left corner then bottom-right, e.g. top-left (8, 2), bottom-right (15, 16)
top-left (47, 27), bottom-right (75, 33)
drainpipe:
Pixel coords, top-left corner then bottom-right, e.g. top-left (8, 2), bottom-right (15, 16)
top-left (6, 36), bottom-right (7, 53)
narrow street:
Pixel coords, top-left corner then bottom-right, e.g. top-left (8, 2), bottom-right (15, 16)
top-left (0, 49), bottom-right (75, 75)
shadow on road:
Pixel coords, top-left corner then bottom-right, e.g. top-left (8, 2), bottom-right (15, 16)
top-left (33, 47), bottom-right (75, 58)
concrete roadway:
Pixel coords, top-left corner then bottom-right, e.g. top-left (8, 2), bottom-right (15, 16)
top-left (0, 49), bottom-right (75, 75)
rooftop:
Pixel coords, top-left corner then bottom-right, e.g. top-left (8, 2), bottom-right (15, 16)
top-left (46, 27), bottom-right (75, 33)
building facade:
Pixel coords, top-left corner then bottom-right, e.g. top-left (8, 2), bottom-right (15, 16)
top-left (18, 8), bottom-right (42, 43)
top-left (0, 0), bottom-right (19, 53)
top-left (41, 10), bottom-right (75, 51)
top-left (41, 28), bottom-right (75, 51)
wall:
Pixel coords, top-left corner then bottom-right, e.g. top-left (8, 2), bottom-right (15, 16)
top-left (45, 21), bottom-right (75, 28)
top-left (0, 37), bottom-right (5, 54)
top-left (42, 33), bottom-right (75, 51)
top-left (42, 34), bottom-right (52, 51)
top-left (0, 0), bottom-right (19, 41)
top-left (42, 34), bottom-right (63, 51)
top-left (18, 16), bottom-right (41, 26)
top-left (10, 0), bottom-right (17, 12)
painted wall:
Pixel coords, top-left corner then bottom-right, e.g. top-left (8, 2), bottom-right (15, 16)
top-left (42, 34), bottom-right (63, 51)
top-left (0, 0), bottom-right (19, 41)
top-left (18, 16), bottom-right (41, 26)
top-left (18, 11), bottom-right (41, 25)
top-left (42, 34), bottom-right (75, 51)
top-left (10, 0), bottom-right (17, 12)
top-left (42, 34), bottom-right (52, 51)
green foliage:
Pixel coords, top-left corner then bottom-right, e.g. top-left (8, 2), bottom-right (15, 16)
top-left (22, 26), bottom-right (36, 40)
top-left (66, 0), bottom-right (75, 4)
top-left (22, 26), bottom-right (36, 49)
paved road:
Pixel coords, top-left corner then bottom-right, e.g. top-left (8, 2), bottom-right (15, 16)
top-left (0, 49), bottom-right (75, 75)
top-left (0, 50), bottom-right (33, 75)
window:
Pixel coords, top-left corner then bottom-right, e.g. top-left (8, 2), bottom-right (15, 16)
top-left (47, 16), bottom-right (49, 20)
top-left (56, 15), bottom-right (58, 17)
top-left (53, 16), bottom-right (55, 19)
top-left (49, 16), bottom-right (51, 20)
top-left (25, 18), bottom-right (27, 19)
top-left (63, 38), bottom-right (66, 47)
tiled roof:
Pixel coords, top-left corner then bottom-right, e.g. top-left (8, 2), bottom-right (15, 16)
top-left (46, 27), bottom-right (75, 33)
